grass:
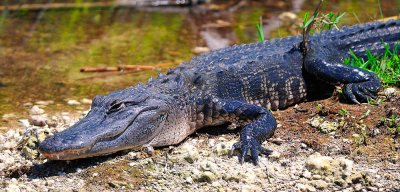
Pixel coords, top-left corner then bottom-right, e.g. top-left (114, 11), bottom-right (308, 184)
top-left (381, 114), bottom-right (400, 137)
top-left (256, 16), bottom-right (264, 42)
top-left (344, 43), bottom-right (400, 86)
top-left (256, 7), bottom-right (399, 87)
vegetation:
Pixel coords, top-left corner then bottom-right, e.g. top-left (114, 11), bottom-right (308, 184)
top-left (344, 43), bottom-right (400, 86)
top-left (257, 6), bottom-right (399, 87)
top-left (256, 16), bottom-right (264, 42)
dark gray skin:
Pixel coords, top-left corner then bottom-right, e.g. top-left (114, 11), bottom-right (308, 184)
top-left (39, 20), bottom-right (400, 164)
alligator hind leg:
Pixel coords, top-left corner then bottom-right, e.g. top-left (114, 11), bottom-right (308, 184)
top-left (214, 99), bottom-right (277, 164)
top-left (304, 47), bottom-right (381, 103)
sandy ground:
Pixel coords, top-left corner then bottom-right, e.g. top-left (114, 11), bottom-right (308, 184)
top-left (0, 88), bottom-right (399, 192)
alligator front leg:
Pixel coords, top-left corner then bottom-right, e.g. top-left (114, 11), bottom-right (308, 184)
top-left (214, 99), bottom-right (277, 164)
top-left (304, 47), bottom-right (381, 103)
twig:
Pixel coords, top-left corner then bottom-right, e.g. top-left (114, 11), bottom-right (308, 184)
top-left (0, 2), bottom-right (115, 11)
top-left (80, 67), bottom-right (119, 72)
top-left (118, 65), bottom-right (161, 71)
top-left (300, 0), bottom-right (323, 56)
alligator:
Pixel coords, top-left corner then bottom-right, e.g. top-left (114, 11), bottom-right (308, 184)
top-left (39, 20), bottom-right (400, 164)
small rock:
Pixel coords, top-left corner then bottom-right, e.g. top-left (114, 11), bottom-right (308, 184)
top-left (367, 186), bottom-right (378, 191)
top-left (108, 180), bottom-right (128, 188)
top-left (177, 143), bottom-right (199, 163)
top-left (270, 138), bottom-right (284, 145)
top-left (67, 100), bottom-right (81, 105)
top-left (22, 146), bottom-right (39, 159)
top-left (213, 141), bottom-right (235, 156)
top-left (46, 118), bottom-right (58, 127)
top-left (302, 170), bottom-right (312, 179)
top-left (240, 184), bottom-right (261, 192)
top-left (23, 102), bottom-right (33, 107)
top-left (192, 47), bottom-right (210, 54)
top-left (298, 184), bottom-right (317, 192)
top-left (30, 105), bottom-right (45, 115)
top-left (19, 119), bottom-right (30, 128)
top-left (295, 183), bottom-right (307, 191)
top-left (309, 116), bottom-right (324, 128)
top-left (312, 175), bottom-right (322, 180)
top-left (208, 139), bottom-right (215, 147)
top-left (269, 151), bottom-right (281, 160)
top-left (305, 153), bottom-right (333, 175)
top-left (195, 171), bottom-right (217, 183)
top-left (80, 98), bottom-right (92, 105)
top-left (350, 171), bottom-right (364, 184)
top-left (2, 113), bottom-right (16, 119)
top-left (278, 12), bottom-right (298, 22)
top-left (354, 183), bottom-right (363, 192)
top-left (310, 179), bottom-right (328, 190)
top-left (319, 121), bottom-right (339, 133)
top-left (383, 87), bottom-right (396, 96)
top-left (2, 141), bottom-right (17, 149)
top-left (185, 176), bottom-right (193, 184)
top-left (200, 160), bottom-right (218, 172)
top-left (339, 158), bottom-right (354, 177)
top-left (301, 143), bottom-right (308, 149)
top-left (35, 100), bottom-right (54, 106)
top-left (31, 115), bottom-right (48, 127)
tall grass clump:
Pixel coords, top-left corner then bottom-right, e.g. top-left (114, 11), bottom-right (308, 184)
top-left (344, 43), bottom-right (400, 86)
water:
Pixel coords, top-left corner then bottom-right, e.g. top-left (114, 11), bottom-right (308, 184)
top-left (0, 0), bottom-right (399, 128)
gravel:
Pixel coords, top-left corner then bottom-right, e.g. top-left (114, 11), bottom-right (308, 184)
top-left (0, 97), bottom-right (399, 191)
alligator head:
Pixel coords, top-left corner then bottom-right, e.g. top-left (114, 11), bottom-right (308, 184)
top-left (38, 86), bottom-right (172, 160)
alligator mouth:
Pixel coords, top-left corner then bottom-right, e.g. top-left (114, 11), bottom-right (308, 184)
top-left (39, 106), bottom-right (158, 160)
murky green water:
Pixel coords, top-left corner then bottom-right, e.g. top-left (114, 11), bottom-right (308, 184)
top-left (0, 0), bottom-right (399, 127)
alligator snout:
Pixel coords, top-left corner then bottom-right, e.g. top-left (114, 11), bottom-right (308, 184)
top-left (38, 132), bottom-right (91, 160)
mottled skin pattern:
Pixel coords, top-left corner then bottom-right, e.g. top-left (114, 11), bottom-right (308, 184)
top-left (39, 20), bottom-right (400, 164)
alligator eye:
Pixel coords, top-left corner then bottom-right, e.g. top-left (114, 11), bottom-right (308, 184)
top-left (108, 100), bottom-right (125, 114)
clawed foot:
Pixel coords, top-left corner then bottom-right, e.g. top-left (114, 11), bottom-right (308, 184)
top-left (230, 139), bottom-right (273, 165)
top-left (343, 75), bottom-right (380, 104)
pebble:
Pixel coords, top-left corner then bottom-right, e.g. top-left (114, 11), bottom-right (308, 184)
top-left (208, 139), bottom-right (215, 147)
top-left (295, 183), bottom-right (307, 191)
top-left (270, 138), bottom-right (284, 145)
top-left (354, 183), bottom-right (363, 192)
top-left (213, 141), bottom-right (235, 156)
top-left (367, 186), bottom-right (378, 191)
top-left (310, 179), bottom-right (328, 189)
top-left (309, 116), bottom-right (324, 128)
top-left (200, 160), bottom-right (218, 172)
top-left (312, 175), bottom-right (322, 180)
top-left (177, 143), bottom-right (199, 163)
top-left (2, 113), bottom-right (16, 119)
top-left (18, 119), bottom-right (30, 128)
top-left (269, 151), bottom-right (281, 160)
top-left (67, 100), bottom-right (81, 105)
top-left (278, 12), bottom-right (298, 22)
top-left (319, 121), bottom-right (339, 133)
top-left (195, 171), bottom-right (217, 183)
top-left (305, 153), bottom-right (333, 175)
top-left (192, 47), bottom-right (210, 54)
top-left (35, 100), bottom-right (54, 106)
top-left (185, 176), bottom-right (193, 184)
top-left (383, 87), bottom-right (396, 96)
top-left (80, 98), bottom-right (92, 105)
top-left (30, 105), bottom-right (45, 115)
top-left (302, 170), bottom-right (312, 179)
top-left (30, 115), bottom-right (48, 127)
